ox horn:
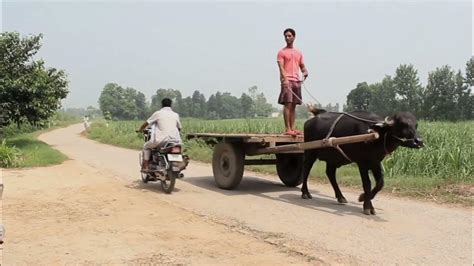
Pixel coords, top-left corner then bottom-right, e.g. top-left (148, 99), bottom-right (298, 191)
top-left (384, 116), bottom-right (394, 126)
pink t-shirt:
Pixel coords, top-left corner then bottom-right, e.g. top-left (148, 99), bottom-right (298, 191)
top-left (277, 47), bottom-right (304, 81)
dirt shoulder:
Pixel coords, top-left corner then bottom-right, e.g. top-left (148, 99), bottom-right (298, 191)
top-left (1, 160), bottom-right (324, 264)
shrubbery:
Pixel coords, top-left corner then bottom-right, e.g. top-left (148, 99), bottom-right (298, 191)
top-left (0, 140), bottom-right (20, 167)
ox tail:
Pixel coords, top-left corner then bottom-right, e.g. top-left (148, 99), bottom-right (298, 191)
top-left (307, 104), bottom-right (327, 116)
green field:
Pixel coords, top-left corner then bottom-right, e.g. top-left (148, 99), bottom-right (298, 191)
top-left (87, 118), bottom-right (473, 204)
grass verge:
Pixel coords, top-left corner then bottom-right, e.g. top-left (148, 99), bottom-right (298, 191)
top-left (1, 121), bottom-right (77, 168)
top-left (4, 133), bottom-right (68, 168)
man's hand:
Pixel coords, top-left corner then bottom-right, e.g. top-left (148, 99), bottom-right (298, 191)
top-left (303, 72), bottom-right (309, 80)
top-left (137, 122), bottom-right (149, 133)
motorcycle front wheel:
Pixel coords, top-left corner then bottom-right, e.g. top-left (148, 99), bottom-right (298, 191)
top-left (161, 171), bottom-right (177, 193)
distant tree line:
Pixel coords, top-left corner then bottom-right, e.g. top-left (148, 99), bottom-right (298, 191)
top-left (98, 60), bottom-right (472, 122)
top-left (345, 58), bottom-right (473, 121)
top-left (98, 84), bottom-right (275, 120)
top-left (61, 106), bottom-right (102, 118)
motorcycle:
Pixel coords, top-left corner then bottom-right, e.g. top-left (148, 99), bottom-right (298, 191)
top-left (139, 128), bottom-right (189, 193)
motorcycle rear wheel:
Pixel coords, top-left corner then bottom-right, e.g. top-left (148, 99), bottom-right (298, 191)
top-left (161, 171), bottom-right (177, 193)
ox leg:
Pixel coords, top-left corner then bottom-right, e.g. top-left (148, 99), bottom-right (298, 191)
top-left (368, 162), bottom-right (384, 200)
top-left (357, 163), bottom-right (376, 215)
top-left (326, 163), bottom-right (347, 204)
top-left (359, 163), bottom-right (384, 201)
top-left (301, 152), bottom-right (317, 199)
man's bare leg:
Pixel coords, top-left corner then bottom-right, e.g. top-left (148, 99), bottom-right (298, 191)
top-left (283, 103), bottom-right (292, 132)
top-left (141, 149), bottom-right (151, 172)
top-left (289, 102), bottom-right (296, 131)
top-left (142, 160), bottom-right (150, 171)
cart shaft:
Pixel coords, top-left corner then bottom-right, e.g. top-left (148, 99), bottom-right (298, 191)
top-left (247, 132), bottom-right (379, 155)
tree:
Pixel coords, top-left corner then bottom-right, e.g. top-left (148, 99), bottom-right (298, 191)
top-left (248, 86), bottom-right (258, 100)
top-left (422, 66), bottom-right (457, 120)
top-left (150, 88), bottom-right (182, 114)
top-left (205, 94), bottom-right (218, 119)
top-left (247, 86), bottom-right (272, 117)
top-left (122, 87), bottom-right (140, 119)
top-left (454, 69), bottom-right (473, 120)
top-left (134, 91), bottom-right (148, 119)
top-left (98, 83), bottom-right (146, 120)
top-left (191, 90), bottom-right (207, 118)
top-left (462, 58), bottom-right (474, 119)
top-left (0, 104), bottom-right (9, 137)
top-left (85, 106), bottom-right (102, 118)
top-left (0, 32), bottom-right (69, 128)
top-left (240, 93), bottom-right (255, 118)
top-left (255, 93), bottom-right (273, 117)
top-left (98, 83), bottom-right (123, 119)
top-left (220, 92), bottom-right (241, 119)
top-left (345, 82), bottom-right (372, 111)
top-left (465, 57), bottom-right (474, 86)
top-left (369, 76), bottom-right (397, 116)
top-left (393, 64), bottom-right (423, 116)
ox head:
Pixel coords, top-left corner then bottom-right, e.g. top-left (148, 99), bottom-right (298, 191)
top-left (374, 112), bottom-right (424, 148)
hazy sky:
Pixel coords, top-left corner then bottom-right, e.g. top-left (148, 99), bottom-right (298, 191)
top-left (2, 0), bottom-right (472, 109)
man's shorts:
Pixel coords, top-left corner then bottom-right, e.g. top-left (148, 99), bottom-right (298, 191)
top-left (278, 80), bottom-right (302, 105)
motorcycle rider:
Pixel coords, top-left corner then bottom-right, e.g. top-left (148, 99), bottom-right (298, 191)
top-left (136, 98), bottom-right (182, 172)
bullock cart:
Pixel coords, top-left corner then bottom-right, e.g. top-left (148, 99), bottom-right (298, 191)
top-left (186, 132), bottom-right (379, 189)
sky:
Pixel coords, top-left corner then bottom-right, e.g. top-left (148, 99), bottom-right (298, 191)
top-left (1, 0), bottom-right (472, 109)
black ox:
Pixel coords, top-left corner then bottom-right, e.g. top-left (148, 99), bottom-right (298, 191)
top-left (301, 109), bottom-right (424, 215)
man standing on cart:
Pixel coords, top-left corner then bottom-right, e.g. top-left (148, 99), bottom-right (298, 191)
top-left (277, 28), bottom-right (309, 136)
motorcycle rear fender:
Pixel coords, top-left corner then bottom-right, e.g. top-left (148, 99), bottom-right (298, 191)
top-left (171, 160), bottom-right (187, 171)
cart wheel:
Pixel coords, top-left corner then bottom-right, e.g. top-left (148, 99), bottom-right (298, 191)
top-left (212, 142), bottom-right (245, 190)
top-left (276, 153), bottom-right (304, 187)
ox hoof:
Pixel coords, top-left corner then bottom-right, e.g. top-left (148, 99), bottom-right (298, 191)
top-left (358, 193), bottom-right (365, 202)
top-left (363, 208), bottom-right (376, 215)
top-left (302, 193), bottom-right (312, 199)
top-left (337, 197), bottom-right (348, 204)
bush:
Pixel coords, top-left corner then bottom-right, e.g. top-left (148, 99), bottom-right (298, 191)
top-left (2, 123), bottom-right (39, 137)
top-left (0, 139), bottom-right (20, 167)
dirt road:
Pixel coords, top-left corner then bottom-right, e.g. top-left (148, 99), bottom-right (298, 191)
top-left (1, 124), bottom-right (472, 264)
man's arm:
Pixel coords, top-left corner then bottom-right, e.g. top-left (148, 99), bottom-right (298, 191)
top-left (277, 61), bottom-right (288, 84)
top-left (136, 121), bottom-right (149, 132)
top-left (300, 62), bottom-right (308, 80)
top-left (277, 50), bottom-right (288, 84)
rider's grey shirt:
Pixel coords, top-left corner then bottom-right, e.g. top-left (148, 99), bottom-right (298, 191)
top-left (146, 107), bottom-right (182, 144)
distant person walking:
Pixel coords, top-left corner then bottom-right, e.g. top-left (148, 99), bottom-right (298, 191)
top-left (83, 115), bottom-right (90, 131)
top-left (277, 28), bottom-right (308, 136)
